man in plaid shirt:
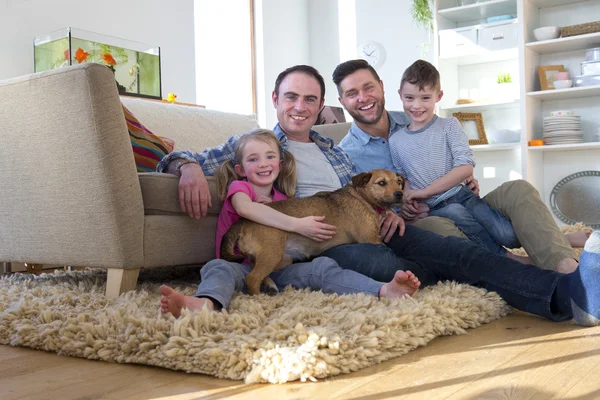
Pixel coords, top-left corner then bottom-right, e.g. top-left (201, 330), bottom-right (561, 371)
top-left (157, 64), bottom-right (405, 240)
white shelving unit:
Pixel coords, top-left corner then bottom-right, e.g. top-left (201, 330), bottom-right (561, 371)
top-left (526, 84), bottom-right (600, 100)
top-left (521, 0), bottom-right (600, 225)
top-left (471, 143), bottom-right (521, 151)
top-left (436, 0), bottom-right (600, 221)
top-left (436, 0), bottom-right (522, 195)
top-left (438, 0), bottom-right (518, 23)
top-left (441, 99), bottom-right (520, 111)
top-left (525, 31), bottom-right (600, 54)
top-left (528, 142), bottom-right (600, 152)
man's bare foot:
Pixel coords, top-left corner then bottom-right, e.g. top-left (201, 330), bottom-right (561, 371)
top-left (379, 270), bottom-right (421, 299)
top-left (556, 258), bottom-right (578, 274)
top-left (507, 251), bottom-right (533, 265)
top-left (565, 231), bottom-right (592, 248)
top-left (159, 285), bottom-right (214, 318)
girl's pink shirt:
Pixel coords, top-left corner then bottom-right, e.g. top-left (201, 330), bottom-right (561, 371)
top-left (215, 180), bottom-right (287, 258)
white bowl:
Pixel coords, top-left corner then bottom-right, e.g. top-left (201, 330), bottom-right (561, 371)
top-left (534, 26), bottom-right (561, 41)
top-left (550, 110), bottom-right (574, 117)
top-left (553, 80), bottom-right (573, 89)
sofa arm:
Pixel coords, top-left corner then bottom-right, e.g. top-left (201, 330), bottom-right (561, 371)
top-left (0, 64), bottom-right (144, 269)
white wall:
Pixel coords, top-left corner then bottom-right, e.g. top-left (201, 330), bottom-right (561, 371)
top-left (0, 0), bottom-right (196, 103)
top-left (308, 0), bottom-right (340, 108)
top-left (194, 0), bottom-right (253, 114)
top-left (255, 0), bottom-right (431, 127)
top-left (355, 0), bottom-right (433, 112)
top-left (256, 0), bottom-right (311, 129)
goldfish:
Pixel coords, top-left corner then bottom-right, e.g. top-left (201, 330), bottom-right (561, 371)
top-left (75, 48), bottom-right (89, 63)
top-left (64, 49), bottom-right (70, 61)
top-left (102, 53), bottom-right (117, 66)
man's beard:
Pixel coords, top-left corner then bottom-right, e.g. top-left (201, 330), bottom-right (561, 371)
top-left (348, 99), bottom-right (385, 125)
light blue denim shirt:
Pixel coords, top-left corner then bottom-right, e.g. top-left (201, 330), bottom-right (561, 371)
top-left (338, 111), bottom-right (410, 173)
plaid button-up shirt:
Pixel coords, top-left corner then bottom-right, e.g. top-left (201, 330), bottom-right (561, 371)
top-left (156, 124), bottom-right (356, 195)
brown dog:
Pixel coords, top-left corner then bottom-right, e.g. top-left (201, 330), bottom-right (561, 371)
top-left (220, 169), bottom-right (405, 295)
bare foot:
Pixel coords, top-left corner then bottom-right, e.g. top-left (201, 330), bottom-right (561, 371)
top-left (556, 258), bottom-right (578, 274)
top-left (506, 251), bottom-right (533, 265)
top-left (565, 231), bottom-right (592, 248)
top-left (379, 270), bottom-right (421, 299)
top-left (159, 285), bottom-right (214, 318)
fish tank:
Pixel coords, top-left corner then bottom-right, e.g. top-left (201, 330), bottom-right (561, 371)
top-left (34, 27), bottom-right (161, 99)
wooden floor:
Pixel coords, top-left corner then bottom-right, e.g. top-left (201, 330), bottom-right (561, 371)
top-left (2, 311), bottom-right (600, 400)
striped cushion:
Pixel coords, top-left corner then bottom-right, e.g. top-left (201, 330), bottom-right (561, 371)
top-left (123, 104), bottom-right (175, 172)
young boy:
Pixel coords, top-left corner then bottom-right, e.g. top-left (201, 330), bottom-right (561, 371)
top-left (390, 60), bottom-right (528, 263)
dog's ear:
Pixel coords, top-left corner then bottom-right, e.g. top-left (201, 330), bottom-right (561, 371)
top-left (352, 172), bottom-right (372, 188)
top-left (396, 173), bottom-right (406, 188)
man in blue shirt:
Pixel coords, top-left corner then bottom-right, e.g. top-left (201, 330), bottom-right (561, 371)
top-left (331, 59), bottom-right (580, 274)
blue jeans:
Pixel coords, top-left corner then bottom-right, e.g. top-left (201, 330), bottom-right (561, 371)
top-left (322, 225), bottom-right (570, 322)
top-left (429, 186), bottom-right (520, 255)
top-left (194, 256), bottom-right (382, 309)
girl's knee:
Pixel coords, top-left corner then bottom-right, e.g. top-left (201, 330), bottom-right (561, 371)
top-left (200, 259), bottom-right (245, 279)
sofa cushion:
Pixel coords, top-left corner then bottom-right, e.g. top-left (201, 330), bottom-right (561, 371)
top-left (124, 105), bottom-right (175, 172)
top-left (120, 96), bottom-right (260, 152)
top-left (139, 172), bottom-right (221, 217)
top-left (312, 122), bottom-right (352, 145)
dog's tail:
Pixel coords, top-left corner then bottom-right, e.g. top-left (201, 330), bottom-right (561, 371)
top-left (220, 222), bottom-right (245, 262)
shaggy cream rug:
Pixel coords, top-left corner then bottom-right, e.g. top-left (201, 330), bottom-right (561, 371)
top-left (0, 268), bottom-right (510, 384)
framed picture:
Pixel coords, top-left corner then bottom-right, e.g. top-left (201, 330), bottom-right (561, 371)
top-left (538, 65), bottom-right (565, 90)
top-left (316, 106), bottom-right (346, 125)
top-left (453, 112), bottom-right (488, 145)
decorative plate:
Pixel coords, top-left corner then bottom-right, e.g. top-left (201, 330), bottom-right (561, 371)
top-left (549, 171), bottom-right (600, 229)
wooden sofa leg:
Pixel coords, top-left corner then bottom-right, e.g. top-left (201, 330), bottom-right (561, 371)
top-left (105, 269), bottom-right (141, 298)
top-left (25, 263), bottom-right (44, 275)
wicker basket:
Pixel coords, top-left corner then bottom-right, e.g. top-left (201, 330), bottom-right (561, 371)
top-left (561, 21), bottom-right (600, 38)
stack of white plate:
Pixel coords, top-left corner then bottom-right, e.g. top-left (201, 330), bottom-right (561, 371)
top-left (543, 115), bottom-right (583, 145)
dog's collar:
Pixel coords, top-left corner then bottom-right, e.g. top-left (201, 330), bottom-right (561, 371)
top-left (374, 206), bottom-right (386, 215)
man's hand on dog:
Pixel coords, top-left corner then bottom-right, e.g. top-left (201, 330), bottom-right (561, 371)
top-left (380, 211), bottom-right (405, 242)
top-left (293, 216), bottom-right (337, 242)
top-left (178, 163), bottom-right (212, 219)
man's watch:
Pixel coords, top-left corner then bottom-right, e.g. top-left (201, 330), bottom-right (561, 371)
top-left (174, 159), bottom-right (199, 176)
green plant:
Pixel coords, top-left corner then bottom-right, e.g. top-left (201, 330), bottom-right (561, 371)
top-left (497, 73), bottom-right (513, 84)
top-left (411, 0), bottom-right (434, 58)
top-left (411, 0), bottom-right (434, 33)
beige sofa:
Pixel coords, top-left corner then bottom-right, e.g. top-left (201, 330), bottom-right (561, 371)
top-left (0, 63), bottom-right (351, 297)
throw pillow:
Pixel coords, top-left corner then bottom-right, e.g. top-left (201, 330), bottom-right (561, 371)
top-left (123, 104), bottom-right (175, 172)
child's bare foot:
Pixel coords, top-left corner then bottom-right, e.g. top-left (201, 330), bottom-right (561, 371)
top-left (159, 285), bottom-right (214, 318)
top-left (566, 231), bottom-right (592, 248)
top-left (506, 251), bottom-right (533, 265)
top-left (379, 270), bottom-right (421, 299)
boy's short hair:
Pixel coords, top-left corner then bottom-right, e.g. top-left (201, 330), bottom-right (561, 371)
top-left (400, 60), bottom-right (441, 92)
top-left (332, 59), bottom-right (381, 95)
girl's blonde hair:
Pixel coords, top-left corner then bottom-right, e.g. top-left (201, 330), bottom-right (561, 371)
top-left (216, 128), bottom-right (296, 203)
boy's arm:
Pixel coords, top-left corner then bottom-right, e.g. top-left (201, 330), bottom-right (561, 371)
top-left (407, 118), bottom-right (475, 201)
top-left (411, 165), bottom-right (473, 200)
top-left (231, 193), bottom-right (336, 242)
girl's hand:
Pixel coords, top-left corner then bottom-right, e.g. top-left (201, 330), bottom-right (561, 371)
top-left (254, 194), bottom-right (272, 204)
top-left (293, 216), bottom-right (336, 242)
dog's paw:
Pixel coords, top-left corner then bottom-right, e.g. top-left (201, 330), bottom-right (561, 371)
top-left (261, 277), bottom-right (279, 296)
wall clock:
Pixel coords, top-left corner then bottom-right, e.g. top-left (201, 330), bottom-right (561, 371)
top-left (357, 41), bottom-right (386, 68)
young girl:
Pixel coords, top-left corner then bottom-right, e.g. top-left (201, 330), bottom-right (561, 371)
top-left (160, 129), bottom-right (420, 317)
